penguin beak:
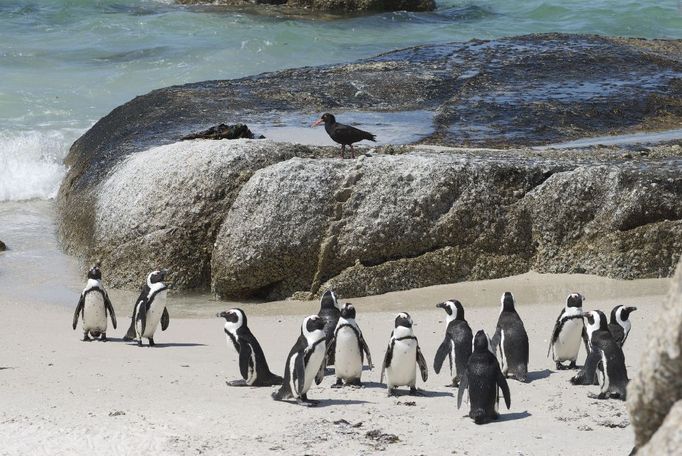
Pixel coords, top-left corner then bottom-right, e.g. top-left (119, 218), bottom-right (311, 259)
top-left (626, 307), bottom-right (638, 312)
top-left (436, 302), bottom-right (446, 309)
top-left (217, 311), bottom-right (227, 319)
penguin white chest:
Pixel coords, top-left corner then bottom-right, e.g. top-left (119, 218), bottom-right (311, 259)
top-left (387, 338), bottom-right (417, 387)
top-left (553, 318), bottom-right (584, 361)
top-left (83, 292), bottom-right (107, 332)
top-left (138, 291), bottom-right (167, 338)
top-left (334, 326), bottom-right (363, 380)
top-left (301, 341), bottom-right (326, 395)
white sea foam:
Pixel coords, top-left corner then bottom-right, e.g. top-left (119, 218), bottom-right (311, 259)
top-left (0, 130), bottom-right (76, 202)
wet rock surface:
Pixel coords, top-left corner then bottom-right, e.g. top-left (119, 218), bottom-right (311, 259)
top-left (627, 258), bottom-right (682, 451)
top-left (176, 0), bottom-right (435, 13)
top-left (180, 123), bottom-right (257, 141)
top-left (57, 33), bottom-right (682, 297)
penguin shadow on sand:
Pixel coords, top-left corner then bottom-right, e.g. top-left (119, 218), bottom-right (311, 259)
top-left (525, 369), bottom-right (553, 382)
top-left (495, 411), bottom-right (532, 423)
top-left (124, 341), bottom-right (206, 348)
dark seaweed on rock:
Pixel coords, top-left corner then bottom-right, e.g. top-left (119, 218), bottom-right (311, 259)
top-left (181, 123), bottom-right (257, 141)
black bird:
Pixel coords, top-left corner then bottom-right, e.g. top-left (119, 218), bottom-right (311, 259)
top-left (312, 113), bottom-right (376, 159)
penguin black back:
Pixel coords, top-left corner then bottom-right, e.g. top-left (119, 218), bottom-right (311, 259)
top-left (492, 292), bottom-right (529, 382)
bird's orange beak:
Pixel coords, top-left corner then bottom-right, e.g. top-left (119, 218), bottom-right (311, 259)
top-left (311, 119), bottom-right (323, 127)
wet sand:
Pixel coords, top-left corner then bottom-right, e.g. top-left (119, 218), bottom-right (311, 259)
top-left (0, 270), bottom-right (669, 455)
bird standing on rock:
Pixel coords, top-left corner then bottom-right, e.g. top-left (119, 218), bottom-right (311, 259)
top-left (311, 113), bottom-right (376, 159)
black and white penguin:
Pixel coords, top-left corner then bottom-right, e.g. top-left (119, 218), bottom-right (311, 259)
top-left (272, 315), bottom-right (327, 406)
top-left (608, 305), bottom-right (637, 347)
top-left (570, 310), bottom-right (629, 400)
top-left (217, 308), bottom-right (283, 387)
top-left (492, 292), bottom-right (529, 382)
top-left (433, 299), bottom-right (473, 387)
top-left (318, 289), bottom-right (343, 366)
top-left (547, 293), bottom-right (587, 370)
top-left (380, 312), bottom-right (429, 397)
top-left (72, 264), bottom-right (117, 341)
top-left (123, 270), bottom-right (170, 347)
top-left (328, 303), bottom-right (373, 388)
top-left (457, 330), bottom-right (511, 424)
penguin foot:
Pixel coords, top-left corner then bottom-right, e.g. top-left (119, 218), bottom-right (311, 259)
top-left (348, 379), bottom-right (363, 388)
top-left (331, 379), bottom-right (344, 389)
top-left (596, 392), bottom-right (608, 400)
top-left (568, 361), bottom-right (578, 370)
top-left (100, 333), bottom-right (107, 342)
top-left (82, 333), bottom-right (92, 342)
top-left (148, 338), bottom-right (155, 347)
top-left (387, 388), bottom-right (398, 397)
top-left (556, 362), bottom-right (568, 370)
top-left (137, 339), bottom-right (143, 347)
top-left (299, 395), bottom-right (319, 407)
top-left (226, 379), bottom-right (248, 387)
top-left (409, 387), bottom-right (424, 396)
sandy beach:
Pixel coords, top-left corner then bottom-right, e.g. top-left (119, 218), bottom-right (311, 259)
top-left (0, 272), bottom-right (668, 455)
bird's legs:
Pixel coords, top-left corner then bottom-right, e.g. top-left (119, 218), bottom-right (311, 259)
top-left (349, 144), bottom-right (355, 159)
top-left (340, 144), bottom-right (345, 159)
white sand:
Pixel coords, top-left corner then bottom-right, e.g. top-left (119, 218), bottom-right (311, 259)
top-left (0, 273), bottom-right (669, 455)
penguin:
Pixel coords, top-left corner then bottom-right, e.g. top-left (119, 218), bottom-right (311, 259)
top-left (433, 299), bottom-right (473, 387)
top-left (457, 330), bottom-right (511, 424)
top-left (608, 305), bottom-right (637, 347)
top-left (318, 289), bottom-right (343, 366)
top-left (72, 263), bottom-right (117, 341)
top-left (272, 315), bottom-right (327, 406)
top-left (328, 303), bottom-right (373, 388)
top-left (123, 270), bottom-right (170, 347)
top-left (491, 292), bottom-right (529, 382)
top-left (547, 293), bottom-right (588, 370)
top-left (217, 308), bottom-right (283, 387)
top-left (570, 310), bottom-right (628, 400)
top-left (380, 312), bottom-right (429, 397)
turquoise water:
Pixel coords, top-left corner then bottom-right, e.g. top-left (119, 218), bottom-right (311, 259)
top-left (1, 0), bottom-right (682, 200)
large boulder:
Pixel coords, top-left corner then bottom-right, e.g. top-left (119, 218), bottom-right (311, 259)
top-left (627, 258), bottom-right (682, 451)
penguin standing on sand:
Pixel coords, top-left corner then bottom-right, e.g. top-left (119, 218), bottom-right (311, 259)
top-left (218, 308), bottom-right (283, 387)
top-left (433, 299), bottom-right (473, 387)
top-left (608, 305), bottom-right (637, 347)
top-left (328, 303), bottom-right (373, 388)
top-left (458, 330), bottom-right (511, 424)
top-left (123, 270), bottom-right (170, 347)
top-left (381, 312), bottom-right (429, 396)
top-left (570, 310), bottom-right (628, 399)
top-left (547, 293), bottom-right (587, 370)
top-left (72, 263), bottom-right (117, 341)
top-left (492, 292), bottom-right (529, 382)
top-left (272, 315), bottom-right (327, 406)
top-left (318, 289), bottom-right (343, 366)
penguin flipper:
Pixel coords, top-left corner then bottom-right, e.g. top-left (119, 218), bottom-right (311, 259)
top-left (104, 292), bottom-right (117, 329)
top-left (457, 373), bottom-right (468, 409)
top-left (581, 326), bottom-right (590, 354)
top-left (138, 301), bottom-right (147, 337)
top-left (380, 340), bottom-right (394, 384)
top-left (497, 368), bottom-right (511, 409)
top-left (359, 333), bottom-right (373, 369)
top-left (416, 345), bottom-right (429, 382)
top-left (491, 327), bottom-right (501, 353)
top-left (548, 313), bottom-right (563, 358)
top-left (161, 307), bottom-right (170, 331)
top-left (72, 294), bottom-right (84, 330)
top-left (433, 338), bottom-right (450, 375)
top-left (314, 355), bottom-right (326, 385)
top-left (238, 342), bottom-right (253, 381)
top-left (293, 352), bottom-right (306, 396)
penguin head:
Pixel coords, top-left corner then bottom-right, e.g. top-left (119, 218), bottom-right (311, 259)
top-left (147, 269), bottom-right (167, 286)
top-left (320, 289), bottom-right (342, 311)
top-left (340, 303), bottom-right (356, 320)
top-left (583, 310), bottom-right (608, 339)
top-left (566, 293), bottom-right (584, 309)
top-left (303, 314), bottom-right (325, 338)
top-left (500, 292), bottom-right (516, 313)
top-left (87, 263), bottom-right (102, 281)
top-left (436, 300), bottom-right (464, 321)
top-left (394, 312), bottom-right (413, 329)
top-left (611, 305), bottom-right (637, 325)
top-left (217, 308), bottom-right (246, 328)
top-left (473, 330), bottom-right (491, 353)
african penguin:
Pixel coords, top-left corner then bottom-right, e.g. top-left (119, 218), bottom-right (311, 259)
top-left (492, 292), bottom-right (529, 382)
top-left (318, 289), bottom-right (343, 366)
top-left (547, 293), bottom-right (587, 370)
top-left (608, 305), bottom-right (637, 348)
top-left (123, 270), bottom-right (170, 347)
top-left (328, 303), bottom-right (373, 388)
top-left (218, 308), bottom-right (283, 387)
top-left (272, 315), bottom-right (327, 406)
top-left (72, 263), bottom-right (117, 341)
top-left (433, 299), bottom-right (473, 387)
top-left (381, 312), bottom-right (428, 397)
top-left (570, 310), bottom-right (628, 400)
top-left (457, 330), bottom-right (511, 424)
